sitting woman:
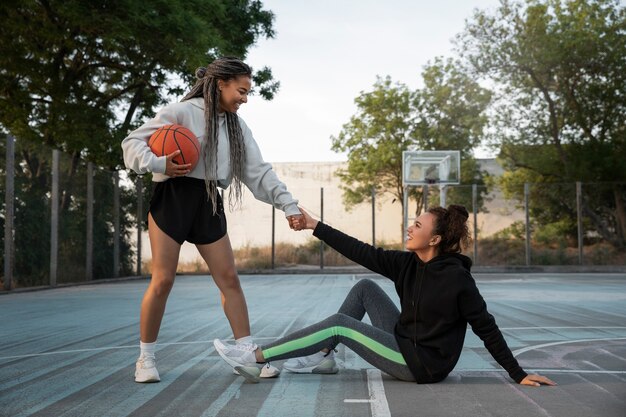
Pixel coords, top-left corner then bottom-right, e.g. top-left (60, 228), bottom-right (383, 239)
top-left (214, 205), bottom-right (556, 387)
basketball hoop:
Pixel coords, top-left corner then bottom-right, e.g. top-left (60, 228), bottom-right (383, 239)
top-left (402, 150), bottom-right (460, 249)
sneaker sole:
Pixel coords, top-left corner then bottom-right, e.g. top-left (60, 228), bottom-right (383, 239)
top-left (260, 368), bottom-right (280, 378)
top-left (234, 368), bottom-right (280, 378)
top-left (134, 374), bottom-right (160, 383)
top-left (234, 366), bottom-right (261, 383)
top-left (283, 360), bottom-right (338, 374)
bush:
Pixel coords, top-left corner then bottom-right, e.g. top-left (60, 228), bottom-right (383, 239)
top-left (140, 238), bottom-right (625, 272)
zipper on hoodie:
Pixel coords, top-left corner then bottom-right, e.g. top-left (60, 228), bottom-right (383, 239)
top-left (412, 264), bottom-right (426, 347)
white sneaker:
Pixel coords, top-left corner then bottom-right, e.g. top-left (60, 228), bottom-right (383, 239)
top-left (135, 355), bottom-right (160, 383)
top-left (234, 362), bottom-right (280, 378)
top-left (283, 350), bottom-right (338, 374)
top-left (214, 339), bottom-right (258, 367)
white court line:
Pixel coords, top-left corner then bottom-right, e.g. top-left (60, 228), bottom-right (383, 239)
top-left (367, 369), bottom-right (391, 417)
top-left (501, 326), bottom-right (626, 330)
top-left (529, 369), bottom-right (626, 374)
top-left (200, 377), bottom-right (244, 417)
top-left (0, 337), bottom-right (276, 361)
top-left (512, 336), bottom-right (626, 357)
top-left (4, 330), bottom-right (625, 361)
top-left (457, 368), bottom-right (626, 375)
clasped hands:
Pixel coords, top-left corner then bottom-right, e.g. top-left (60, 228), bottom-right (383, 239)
top-left (287, 207), bottom-right (318, 231)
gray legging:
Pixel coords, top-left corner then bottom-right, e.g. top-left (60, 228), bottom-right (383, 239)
top-left (262, 278), bottom-right (415, 381)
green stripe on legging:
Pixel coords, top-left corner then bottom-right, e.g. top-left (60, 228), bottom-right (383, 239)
top-left (263, 326), bottom-right (406, 365)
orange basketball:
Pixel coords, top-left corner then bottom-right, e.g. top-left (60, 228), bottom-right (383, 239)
top-left (148, 124), bottom-right (201, 171)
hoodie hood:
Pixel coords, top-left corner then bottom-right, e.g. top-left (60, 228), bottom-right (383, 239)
top-left (186, 97), bottom-right (226, 124)
top-left (187, 97), bottom-right (205, 110)
top-left (417, 252), bottom-right (473, 272)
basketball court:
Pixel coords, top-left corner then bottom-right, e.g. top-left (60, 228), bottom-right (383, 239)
top-left (1, 272), bottom-right (624, 416)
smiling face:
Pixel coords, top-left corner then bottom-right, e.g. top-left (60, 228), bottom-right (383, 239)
top-left (406, 212), bottom-right (441, 252)
top-left (217, 75), bottom-right (251, 113)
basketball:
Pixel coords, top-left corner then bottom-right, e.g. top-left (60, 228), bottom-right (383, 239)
top-left (148, 124), bottom-right (201, 171)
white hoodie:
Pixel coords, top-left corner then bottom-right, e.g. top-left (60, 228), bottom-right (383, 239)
top-left (121, 97), bottom-right (300, 216)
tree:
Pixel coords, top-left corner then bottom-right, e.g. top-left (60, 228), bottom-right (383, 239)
top-left (458, 0), bottom-right (626, 247)
top-left (331, 76), bottom-right (416, 214)
top-left (0, 1), bottom-right (278, 284)
top-left (413, 58), bottom-right (492, 211)
top-left (331, 59), bottom-right (492, 241)
top-left (0, 0), bottom-right (278, 167)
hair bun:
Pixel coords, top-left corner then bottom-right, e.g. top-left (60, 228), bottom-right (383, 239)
top-left (195, 67), bottom-right (207, 79)
top-left (448, 205), bottom-right (469, 220)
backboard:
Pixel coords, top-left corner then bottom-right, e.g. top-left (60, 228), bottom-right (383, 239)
top-left (402, 150), bottom-right (460, 186)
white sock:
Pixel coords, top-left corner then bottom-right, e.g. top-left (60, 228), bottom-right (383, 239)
top-left (236, 336), bottom-right (253, 345)
top-left (140, 341), bottom-right (157, 358)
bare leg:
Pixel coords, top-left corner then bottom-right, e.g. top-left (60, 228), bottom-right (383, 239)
top-left (196, 234), bottom-right (250, 340)
top-left (140, 213), bottom-right (181, 343)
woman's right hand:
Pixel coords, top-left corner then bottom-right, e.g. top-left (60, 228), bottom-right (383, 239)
top-left (297, 207), bottom-right (319, 230)
top-left (164, 150), bottom-right (192, 177)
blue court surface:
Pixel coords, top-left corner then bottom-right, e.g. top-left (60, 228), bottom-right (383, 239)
top-left (1, 273), bottom-right (625, 417)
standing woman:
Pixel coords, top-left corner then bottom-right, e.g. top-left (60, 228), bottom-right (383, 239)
top-left (122, 57), bottom-right (302, 383)
top-left (215, 205), bottom-right (556, 387)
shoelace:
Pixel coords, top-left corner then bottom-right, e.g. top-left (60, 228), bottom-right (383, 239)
top-left (138, 357), bottom-right (156, 368)
top-left (233, 342), bottom-right (258, 352)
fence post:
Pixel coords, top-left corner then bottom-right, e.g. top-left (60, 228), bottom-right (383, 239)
top-left (472, 184), bottom-right (478, 265)
top-left (524, 183), bottom-right (531, 266)
top-left (4, 135), bottom-right (15, 290)
top-left (50, 149), bottom-right (60, 286)
top-left (136, 176), bottom-right (143, 276)
top-left (402, 186), bottom-right (409, 251)
top-left (271, 206), bottom-right (275, 269)
top-left (320, 187), bottom-right (324, 270)
top-left (86, 162), bottom-right (94, 281)
top-left (113, 171), bottom-right (120, 278)
top-left (576, 181), bottom-right (583, 265)
top-left (439, 185), bottom-right (447, 207)
top-left (371, 187), bottom-right (376, 246)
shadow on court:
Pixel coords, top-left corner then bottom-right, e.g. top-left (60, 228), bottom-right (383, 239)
top-left (1, 273), bottom-right (625, 417)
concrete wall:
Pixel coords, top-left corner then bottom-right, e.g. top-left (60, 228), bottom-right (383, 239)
top-left (143, 159), bottom-right (523, 263)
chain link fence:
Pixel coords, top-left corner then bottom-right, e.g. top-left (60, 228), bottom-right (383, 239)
top-left (2, 135), bottom-right (624, 290)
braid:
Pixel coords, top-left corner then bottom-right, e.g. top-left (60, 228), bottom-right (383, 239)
top-left (181, 57), bottom-right (250, 213)
top-left (225, 112), bottom-right (246, 210)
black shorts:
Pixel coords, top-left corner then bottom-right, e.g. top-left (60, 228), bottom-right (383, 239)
top-left (149, 177), bottom-right (227, 245)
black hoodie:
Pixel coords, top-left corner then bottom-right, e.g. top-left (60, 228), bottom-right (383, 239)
top-left (313, 222), bottom-right (528, 384)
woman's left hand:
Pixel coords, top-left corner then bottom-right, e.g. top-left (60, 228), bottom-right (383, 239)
top-left (287, 214), bottom-right (305, 230)
top-left (520, 374), bottom-right (557, 387)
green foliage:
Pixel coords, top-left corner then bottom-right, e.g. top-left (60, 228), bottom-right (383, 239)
top-left (0, 0), bottom-right (276, 168)
top-left (492, 220), bottom-right (527, 240)
top-left (2, 134), bottom-right (139, 286)
top-left (332, 59), bottom-right (492, 241)
top-left (478, 237), bottom-right (526, 265)
top-left (458, 0), bottom-right (626, 247)
top-left (534, 218), bottom-right (575, 247)
top-left (414, 58), bottom-right (491, 154)
top-left (331, 76), bottom-right (415, 210)
top-left (0, 1), bottom-right (278, 285)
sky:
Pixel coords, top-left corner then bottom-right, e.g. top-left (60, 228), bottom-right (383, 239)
top-left (236, 0), bottom-right (505, 162)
